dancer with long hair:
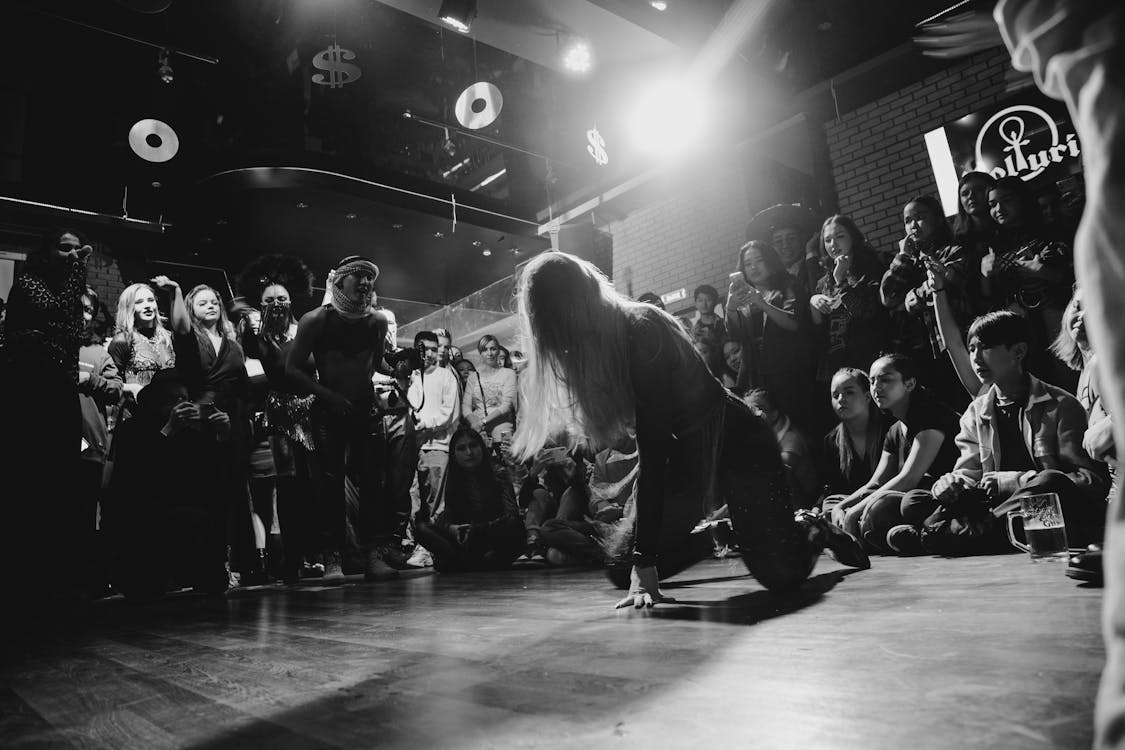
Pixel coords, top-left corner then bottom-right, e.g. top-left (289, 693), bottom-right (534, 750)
top-left (511, 252), bottom-right (869, 609)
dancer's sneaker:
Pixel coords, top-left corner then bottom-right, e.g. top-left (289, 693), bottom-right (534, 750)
top-left (795, 509), bottom-right (871, 570)
top-left (886, 524), bottom-right (925, 556)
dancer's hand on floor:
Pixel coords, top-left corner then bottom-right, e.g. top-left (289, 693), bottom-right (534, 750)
top-left (614, 565), bottom-right (675, 609)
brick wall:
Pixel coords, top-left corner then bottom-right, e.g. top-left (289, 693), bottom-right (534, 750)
top-left (825, 49), bottom-right (1013, 254)
top-left (608, 157), bottom-right (750, 316)
top-left (86, 246), bottom-right (127, 311)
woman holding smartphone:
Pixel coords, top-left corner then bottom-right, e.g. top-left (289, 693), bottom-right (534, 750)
top-left (725, 240), bottom-right (816, 430)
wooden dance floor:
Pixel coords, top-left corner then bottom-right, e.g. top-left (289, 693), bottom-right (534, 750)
top-left (0, 553), bottom-right (1103, 749)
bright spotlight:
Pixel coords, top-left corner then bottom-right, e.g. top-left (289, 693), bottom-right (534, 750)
top-left (627, 75), bottom-right (711, 160)
top-left (562, 41), bottom-right (593, 73)
top-left (650, 1), bottom-right (669, 10)
top-left (438, 0), bottom-right (476, 33)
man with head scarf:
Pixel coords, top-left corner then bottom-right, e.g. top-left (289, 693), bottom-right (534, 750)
top-left (286, 255), bottom-right (403, 580)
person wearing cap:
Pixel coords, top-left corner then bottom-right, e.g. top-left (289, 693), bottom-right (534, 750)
top-left (285, 255), bottom-right (402, 581)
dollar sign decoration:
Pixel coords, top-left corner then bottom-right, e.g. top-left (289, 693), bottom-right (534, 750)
top-left (586, 127), bottom-right (609, 166)
top-left (312, 43), bottom-right (362, 89)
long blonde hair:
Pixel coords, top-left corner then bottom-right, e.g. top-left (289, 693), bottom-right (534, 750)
top-left (186, 284), bottom-right (237, 341)
top-left (512, 252), bottom-right (690, 461)
top-left (115, 282), bottom-right (166, 338)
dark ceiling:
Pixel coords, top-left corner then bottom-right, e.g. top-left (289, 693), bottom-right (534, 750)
top-left (0, 0), bottom-right (959, 309)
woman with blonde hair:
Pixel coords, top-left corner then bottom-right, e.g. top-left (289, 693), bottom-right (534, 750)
top-left (108, 277), bottom-right (185, 400)
top-left (511, 251), bottom-right (868, 609)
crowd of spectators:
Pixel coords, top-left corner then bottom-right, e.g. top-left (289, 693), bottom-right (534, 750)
top-left (0, 164), bottom-right (1106, 602)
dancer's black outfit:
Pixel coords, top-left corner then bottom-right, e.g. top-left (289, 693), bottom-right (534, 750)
top-left (615, 307), bottom-right (867, 590)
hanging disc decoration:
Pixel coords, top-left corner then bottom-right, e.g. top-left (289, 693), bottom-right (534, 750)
top-left (128, 119), bottom-right (180, 162)
top-left (455, 82), bottom-right (503, 130)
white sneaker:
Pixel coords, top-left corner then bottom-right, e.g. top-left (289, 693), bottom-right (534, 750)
top-left (406, 546), bottom-right (433, 568)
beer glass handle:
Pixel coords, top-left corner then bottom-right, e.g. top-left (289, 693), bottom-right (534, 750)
top-left (1006, 511), bottom-right (1031, 553)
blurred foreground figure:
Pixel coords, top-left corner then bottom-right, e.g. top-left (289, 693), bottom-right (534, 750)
top-left (984, 2), bottom-right (1125, 746)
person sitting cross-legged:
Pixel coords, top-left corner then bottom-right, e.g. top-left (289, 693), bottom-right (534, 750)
top-left (885, 311), bottom-right (1108, 556)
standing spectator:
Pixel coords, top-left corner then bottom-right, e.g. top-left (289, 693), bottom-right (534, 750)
top-left (689, 284), bottom-right (726, 374)
top-left (881, 195), bottom-right (973, 407)
top-left (409, 331), bottom-right (462, 544)
top-left (285, 256), bottom-right (397, 580)
top-left (78, 286), bottom-right (122, 594)
top-left (0, 228), bottom-right (90, 602)
top-left (951, 171), bottom-right (998, 304)
top-left (108, 280), bottom-right (179, 402)
top-left (455, 358), bottom-right (488, 433)
top-left (746, 204), bottom-right (822, 296)
top-left (476, 334), bottom-right (518, 445)
top-left (725, 239), bottom-right (816, 431)
top-left (234, 253), bottom-right (319, 583)
top-left (810, 215), bottom-right (891, 392)
top-left (980, 176), bottom-right (1076, 388)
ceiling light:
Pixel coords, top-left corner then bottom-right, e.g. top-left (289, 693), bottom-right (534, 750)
top-left (392, 223), bottom-right (404, 230)
top-left (438, 0), bottom-right (476, 34)
top-left (649, 1), bottom-right (668, 10)
top-left (482, 248), bottom-right (491, 257)
top-left (470, 168), bottom-right (506, 192)
top-left (157, 48), bottom-right (174, 84)
top-left (296, 201), bottom-right (309, 209)
top-left (442, 129), bottom-right (457, 156)
top-left (345, 212), bottom-right (357, 220)
top-left (562, 41), bottom-right (593, 74)
top-left (433, 231), bottom-right (445, 238)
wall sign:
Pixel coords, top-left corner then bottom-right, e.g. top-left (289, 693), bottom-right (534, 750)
top-left (312, 43), bottom-right (362, 89)
top-left (974, 104), bottom-right (1080, 182)
top-left (924, 92), bottom-right (1082, 216)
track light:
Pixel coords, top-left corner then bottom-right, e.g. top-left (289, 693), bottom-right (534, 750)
top-left (157, 48), bottom-right (174, 84)
top-left (438, 0), bottom-right (476, 34)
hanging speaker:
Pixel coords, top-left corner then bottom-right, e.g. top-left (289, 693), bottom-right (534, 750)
top-left (128, 119), bottom-right (180, 162)
top-left (454, 82), bottom-right (503, 130)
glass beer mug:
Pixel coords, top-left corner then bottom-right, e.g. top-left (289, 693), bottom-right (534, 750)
top-left (1005, 492), bottom-right (1069, 561)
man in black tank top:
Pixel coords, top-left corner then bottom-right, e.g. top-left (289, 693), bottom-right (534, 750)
top-left (286, 256), bottom-right (402, 580)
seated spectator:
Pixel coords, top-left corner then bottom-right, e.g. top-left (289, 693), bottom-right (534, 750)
top-left (819, 368), bottom-right (890, 513)
top-left (745, 389), bottom-right (819, 510)
top-left (810, 215), bottom-right (891, 383)
top-left (884, 311), bottom-right (1108, 556)
top-left (519, 446), bottom-right (588, 563)
top-left (830, 353), bottom-right (961, 548)
top-left (881, 195), bottom-right (973, 408)
top-left (1051, 286), bottom-right (1115, 497)
top-left (101, 369), bottom-right (233, 598)
top-left (413, 428), bottom-right (525, 572)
